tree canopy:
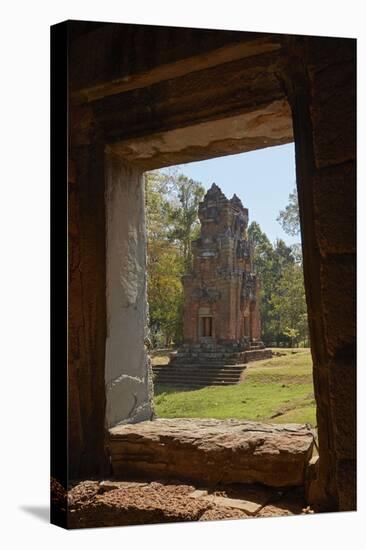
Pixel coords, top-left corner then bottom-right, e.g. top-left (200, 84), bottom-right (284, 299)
top-left (248, 185), bottom-right (308, 346)
top-left (277, 187), bottom-right (301, 237)
top-left (145, 170), bottom-right (204, 347)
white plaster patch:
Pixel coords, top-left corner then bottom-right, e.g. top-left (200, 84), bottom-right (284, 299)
top-left (105, 154), bottom-right (153, 428)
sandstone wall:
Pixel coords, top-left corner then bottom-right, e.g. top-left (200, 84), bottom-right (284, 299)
top-left (68, 144), bottom-right (108, 478)
top-left (283, 37), bottom-right (356, 511)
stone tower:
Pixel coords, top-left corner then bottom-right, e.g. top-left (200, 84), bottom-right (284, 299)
top-left (178, 183), bottom-right (269, 359)
top-left (157, 183), bottom-right (272, 383)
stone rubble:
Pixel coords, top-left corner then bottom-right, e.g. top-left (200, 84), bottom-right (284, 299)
top-left (61, 478), bottom-right (313, 529)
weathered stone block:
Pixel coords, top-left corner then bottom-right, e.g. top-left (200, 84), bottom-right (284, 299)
top-left (310, 60), bottom-right (356, 168)
top-left (320, 254), bottom-right (356, 358)
top-left (329, 362), bottom-right (356, 460)
top-left (335, 458), bottom-right (357, 511)
top-left (313, 163), bottom-right (356, 255)
top-left (109, 419), bottom-right (314, 487)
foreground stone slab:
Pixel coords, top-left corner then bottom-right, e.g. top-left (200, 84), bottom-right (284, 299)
top-left (189, 487), bottom-right (273, 516)
top-left (206, 495), bottom-right (263, 516)
top-left (109, 418), bottom-right (314, 488)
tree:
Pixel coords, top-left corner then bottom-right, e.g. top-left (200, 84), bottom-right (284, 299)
top-left (147, 238), bottom-right (184, 347)
top-left (270, 265), bottom-right (308, 346)
top-left (248, 222), bottom-right (277, 343)
top-left (277, 187), bottom-right (300, 237)
top-left (248, 221), bottom-right (307, 346)
top-left (166, 174), bottom-right (205, 270)
top-left (145, 170), bottom-right (171, 243)
top-left (145, 171), bottom-right (182, 346)
top-left (145, 170), bottom-right (204, 347)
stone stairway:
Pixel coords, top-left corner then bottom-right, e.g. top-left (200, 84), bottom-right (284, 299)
top-left (152, 344), bottom-right (272, 388)
top-left (152, 363), bottom-right (247, 388)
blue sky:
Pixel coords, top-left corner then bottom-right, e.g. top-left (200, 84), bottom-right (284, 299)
top-left (164, 143), bottom-right (299, 247)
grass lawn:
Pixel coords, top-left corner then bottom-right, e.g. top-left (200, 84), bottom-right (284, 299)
top-left (153, 348), bottom-right (316, 426)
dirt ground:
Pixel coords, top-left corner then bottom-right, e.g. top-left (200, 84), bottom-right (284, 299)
top-left (52, 477), bottom-right (314, 529)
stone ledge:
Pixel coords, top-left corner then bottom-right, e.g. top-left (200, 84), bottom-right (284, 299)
top-left (109, 418), bottom-right (314, 488)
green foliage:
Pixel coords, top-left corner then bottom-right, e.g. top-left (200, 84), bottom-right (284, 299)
top-left (277, 187), bottom-right (300, 236)
top-left (270, 265), bottom-right (308, 347)
top-left (145, 170), bottom-right (204, 346)
top-left (154, 349), bottom-right (316, 426)
top-left (165, 174), bottom-right (205, 270)
top-left (248, 222), bottom-right (308, 346)
top-left (147, 240), bottom-right (184, 347)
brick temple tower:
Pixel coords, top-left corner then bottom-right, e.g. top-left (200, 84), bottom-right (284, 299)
top-left (181, 183), bottom-right (262, 350)
top-left (152, 183), bottom-right (273, 387)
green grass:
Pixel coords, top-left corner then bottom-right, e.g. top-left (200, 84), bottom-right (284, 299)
top-left (153, 348), bottom-right (316, 426)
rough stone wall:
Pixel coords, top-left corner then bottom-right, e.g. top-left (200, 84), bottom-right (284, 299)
top-left (68, 164), bottom-right (84, 477)
top-left (68, 144), bottom-right (108, 478)
top-left (105, 153), bottom-right (154, 428)
top-left (282, 37), bottom-right (356, 511)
